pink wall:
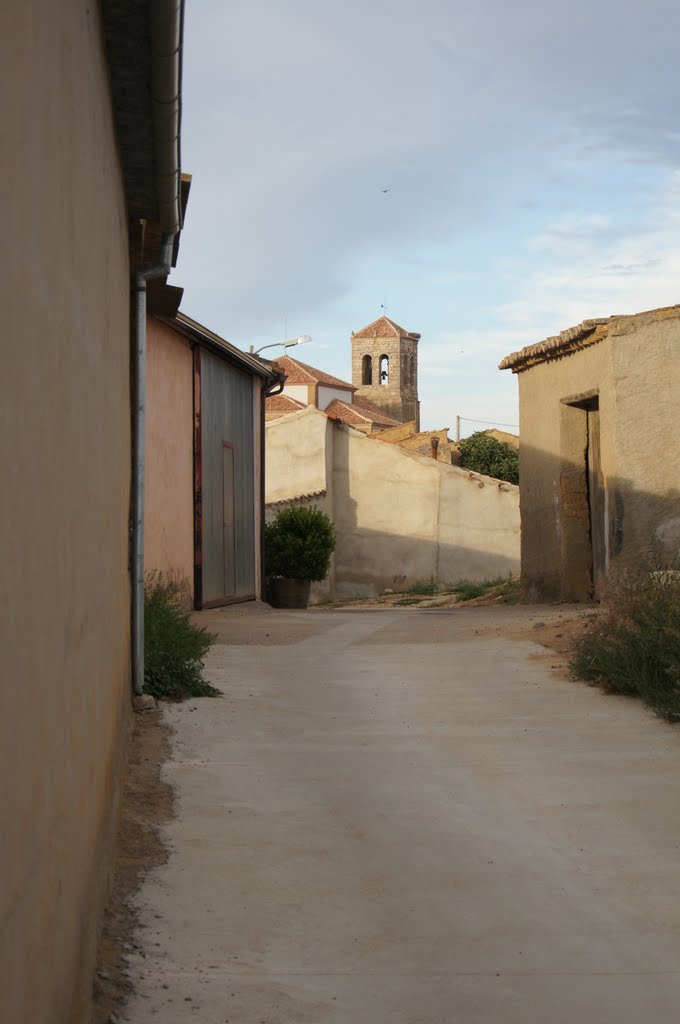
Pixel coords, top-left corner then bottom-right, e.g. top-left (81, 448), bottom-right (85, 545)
top-left (146, 318), bottom-right (194, 587)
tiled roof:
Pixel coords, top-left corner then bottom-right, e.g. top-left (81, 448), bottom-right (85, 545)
top-left (499, 304), bottom-right (680, 373)
top-left (265, 393), bottom-right (307, 417)
top-left (352, 315), bottom-right (420, 340)
top-left (352, 395), bottom-right (403, 425)
top-left (274, 355), bottom-right (356, 391)
top-left (325, 396), bottom-right (402, 429)
top-left (498, 319), bottom-right (612, 374)
top-left (266, 489), bottom-right (326, 507)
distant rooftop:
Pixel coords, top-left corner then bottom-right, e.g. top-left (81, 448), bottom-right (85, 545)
top-left (352, 315), bottom-right (420, 341)
top-left (273, 355), bottom-right (356, 391)
top-left (325, 396), bottom-right (403, 429)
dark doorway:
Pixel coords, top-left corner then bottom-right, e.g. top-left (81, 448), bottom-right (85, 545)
top-left (559, 392), bottom-right (605, 601)
top-left (585, 399), bottom-right (606, 600)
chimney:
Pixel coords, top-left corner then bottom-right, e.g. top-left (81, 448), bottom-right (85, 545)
top-left (430, 436), bottom-right (440, 460)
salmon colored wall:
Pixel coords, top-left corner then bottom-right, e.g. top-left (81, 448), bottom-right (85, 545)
top-left (146, 318), bottom-right (195, 588)
top-left (1, 3), bottom-right (132, 1021)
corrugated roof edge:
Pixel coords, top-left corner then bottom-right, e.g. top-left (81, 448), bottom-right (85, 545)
top-left (159, 312), bottom-right (278, 379)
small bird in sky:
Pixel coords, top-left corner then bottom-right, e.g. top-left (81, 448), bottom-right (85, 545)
top-left (380, 187), bottom-right (390, 193)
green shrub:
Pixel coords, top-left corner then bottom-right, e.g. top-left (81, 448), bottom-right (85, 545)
top-left (450, 579), bottom-right (490, 601)
top-left (407, 580), bottom-right (438, 595)
top-left (448, 575), bottom-right (521, 604)
top-left (144, 573), bottom-right (220, 700)
top-left (265, 506), bottom-right (336, 581)
top-left (570, 567), bottom-right (680, 721)
top-left (458, 431), bottom-right (519, 484)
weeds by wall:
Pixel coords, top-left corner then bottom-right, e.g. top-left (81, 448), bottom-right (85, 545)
top-left (144, 573), bottom-right (220, 700)
top-left (570, 567), bottom-right (680, 721)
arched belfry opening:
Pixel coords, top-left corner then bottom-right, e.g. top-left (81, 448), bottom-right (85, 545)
top-left (379, 354), bottom-right (389, 384)
top-left (362, 354), bottom-right (372, 385)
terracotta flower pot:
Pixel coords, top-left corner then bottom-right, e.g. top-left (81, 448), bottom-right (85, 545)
top-left (267, 577), bottom-right (312, 609)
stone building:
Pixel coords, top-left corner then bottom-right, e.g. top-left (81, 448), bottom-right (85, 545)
top-left (500, 304), bottom-right (680, 602)
top-left (351, 315), bottom-right (421, 429)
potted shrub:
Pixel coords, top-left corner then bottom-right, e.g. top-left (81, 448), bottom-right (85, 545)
top-left (265, 505), bottom-right (335, 608)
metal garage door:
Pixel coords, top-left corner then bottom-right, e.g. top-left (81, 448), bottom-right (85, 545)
top-left (199, 350), bottom-right (256, 605)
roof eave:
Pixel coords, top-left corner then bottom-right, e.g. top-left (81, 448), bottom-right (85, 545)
top-left (160, 312), bottom-right (278, 379)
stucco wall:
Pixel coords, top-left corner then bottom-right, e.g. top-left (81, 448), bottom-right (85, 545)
top-left (317, 384), bottom-right (354, 410)
top-left (146, 318), bottom-right (194, 586)
top-left (515, 308), bottom-right (680, 601)
top-left (265, 406), bottom-right (330, 504)
top-left (332, 424), bottom-right (519, 596)
top-left (281, 383), bottom-right (311, 406)
top-left (609, 311), bottom-right (680, 565)
top-left (517, 338), bottom-right (615, 601)
top-left (1, 5), bottom-right (132, 1022)
top-left (265, 408), bottom-right (519, 598)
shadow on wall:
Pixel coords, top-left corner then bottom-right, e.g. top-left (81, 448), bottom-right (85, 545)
top-left (332, 525), bottom-right (520, 599)
top-left (329, 426), bottom-right (520, 598)
top-left (517, 439), bottom-right (680, 603)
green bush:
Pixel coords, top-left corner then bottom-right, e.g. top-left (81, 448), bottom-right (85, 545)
top-left (144, 573), bottom-right (220, 700)
top-left (449, 575), bottom-right (521, 604)
top-left (407, 581), bottom-right (438, 596)
top-left (570, 567), bottom-right (680, 721)
top-left (458, 431), bottom-right (519, 484)
top-left (265, 506), bottom-right (336, 581)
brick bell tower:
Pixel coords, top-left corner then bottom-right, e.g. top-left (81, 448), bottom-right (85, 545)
top-left (351, 315), bottom-right (421, 430)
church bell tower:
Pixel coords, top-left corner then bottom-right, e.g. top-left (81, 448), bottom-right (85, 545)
top-left (351, 315), bottom-right (420, 430)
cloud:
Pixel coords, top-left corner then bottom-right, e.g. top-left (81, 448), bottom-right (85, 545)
top-left (174, 3), bottom-right (680, 432)
top-left (178, 1), bottom-right (680, 338)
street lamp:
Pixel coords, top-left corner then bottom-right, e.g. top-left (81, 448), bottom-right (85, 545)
top-left (248, 335), bottom-right (312, 356)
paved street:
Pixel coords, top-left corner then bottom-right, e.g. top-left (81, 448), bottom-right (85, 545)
top-left (125, 604), bottom-right (680, 1023)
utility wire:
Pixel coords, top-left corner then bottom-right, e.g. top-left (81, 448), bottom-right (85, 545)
top-left (459, 416), bottom-right (519, 429)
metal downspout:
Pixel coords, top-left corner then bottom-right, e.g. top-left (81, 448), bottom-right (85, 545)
top-left (132, 237), bottom-right (175, 696)
top-left (260, 373), bottom-right (286, 600)
top-left (131, 0), bottom-right (184, 696)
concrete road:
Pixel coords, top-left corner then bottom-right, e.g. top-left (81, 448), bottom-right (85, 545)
top-left (125, 605), bottom-right (680, 1023)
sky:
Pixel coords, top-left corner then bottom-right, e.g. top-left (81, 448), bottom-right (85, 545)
top-left (176, 0), bottom-right (680, 434)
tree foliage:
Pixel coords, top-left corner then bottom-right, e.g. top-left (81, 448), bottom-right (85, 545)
top-left (457, 431), bottom-right (519, 484)
top-left (265, 505), bottom-right (336, 581)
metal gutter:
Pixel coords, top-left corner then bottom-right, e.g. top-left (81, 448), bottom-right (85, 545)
top-left (260, 372), bottom-right (286, 600)
top-left (131, 0), bottom-right (184, 697)
top-left (164, 312), bottom-right (277, 378)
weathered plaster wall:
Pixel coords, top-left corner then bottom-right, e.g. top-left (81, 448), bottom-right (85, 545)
top-left (332, 424), bottom-right (519, 596)
top-left (609, 310), bottom-right (680, 566)
top-left (265, 406), bottom-right (331, 504)
top-left (265, 409), bottom-right (519, 599)
top-left (1, 5), bottom-right (132, 1023)
top-left (280, 383), bottom-right (311, 406)
top-left (146, 318), bottom-right (194, 586)
top-left (517, 339), bottom-right (615, 601)
top-left (317, 384), bottom-right (353, 410)
top-left (515, 307), bottom-right (680, 601)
